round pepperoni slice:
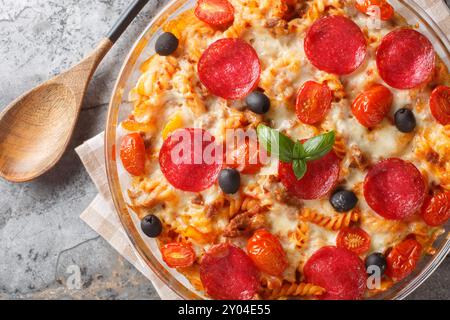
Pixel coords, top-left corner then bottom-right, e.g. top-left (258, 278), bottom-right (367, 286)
top-left (304, 15), bottom-right (367, 75)
top-left (304, 246), bottom-right (367, 300)
top-left (376, 29), bottom-right (435, 89)
top-left (200, 243), bottom-right (259, 300)
top-left (198, 38), bottom-right (261, 100)
top-left (278, 150), bottom-right (340, 200)
top-left (364, 158), bottom-right (426, 220)
top-left (159, 128), bottom-right (222, 192)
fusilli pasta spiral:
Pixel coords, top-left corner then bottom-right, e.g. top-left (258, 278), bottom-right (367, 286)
top-left (266, 282), bottom-right (326, 299)
top-left (300, 208), bottom-right (360, 231)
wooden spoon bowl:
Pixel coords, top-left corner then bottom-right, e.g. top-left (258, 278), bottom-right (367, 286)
top-left (0, 40), bottom-right (111, 182)
top-left (0, 83), bottom-right (77, 182)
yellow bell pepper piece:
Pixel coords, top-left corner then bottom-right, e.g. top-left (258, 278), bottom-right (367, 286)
top-left (162, 113), bottom-right (184, 140)
top-left (184, 226), bottom-right (215, 244)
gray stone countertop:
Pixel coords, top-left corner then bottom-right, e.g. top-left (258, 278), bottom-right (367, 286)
top-left (0, 0), bottom-right (448, 300)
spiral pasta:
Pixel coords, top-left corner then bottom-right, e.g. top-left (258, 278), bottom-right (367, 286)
top-left (361, 212), bottom-right (408, 234)
top-left (289, 221), bottom-right (309, 249)
top-left (260, 274), bottom-right (283, 290)
top-left (300, 208), bottom-right (360, 231)
top-left (266, 282), bottom-right (326, 299)
top-left (128, 178), bottom-right (178, 216)
top-left (333, 134), bottom-right (347, 160)
top-left (413, 226), bottom-right (446, 255)
top-left (304, 0), bottom-right (343, 23)
top-left (320, 73), bottom-right (346, 101)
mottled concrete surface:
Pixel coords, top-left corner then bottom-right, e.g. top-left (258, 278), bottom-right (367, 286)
top-left (0, 0), bottom-right (168, 300)
top-left (0, 0), bottom-right (448, 300)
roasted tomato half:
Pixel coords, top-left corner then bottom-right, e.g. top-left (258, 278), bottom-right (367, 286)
top-left (421, 191), bottom-right (450, 226)
top-left (386, 239), bottom-right (422, 281)
top-left (120, 133), bottom-right (146, 176)
top-left (247, 229), bottom-right (288, 276)
top-left (296, 81), bottom-right (332, 124)
top-left (336, 227), bottom-right (371, 255)
top-left (429, 85), bottom-right (450, 125)
top-left (194, 0), bottom-right (235, 28)
top-left (355, 0), bottom-right (394, 21)
top-left (351, 84), bottom-right (393, 128)
top-left (161, 243), bottom-right (196, 268)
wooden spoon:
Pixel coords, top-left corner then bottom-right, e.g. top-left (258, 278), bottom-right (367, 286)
top-left (0, 0), bottom-right (149, 182)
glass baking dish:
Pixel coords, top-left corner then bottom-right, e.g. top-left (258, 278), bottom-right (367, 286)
top-left (105, 0), bottom-right (450, 300)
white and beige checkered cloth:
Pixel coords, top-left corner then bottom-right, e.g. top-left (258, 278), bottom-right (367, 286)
top-left (76, 0), bottom-right (450, 300)
top-left (76, 133), bottom-right (180, 299)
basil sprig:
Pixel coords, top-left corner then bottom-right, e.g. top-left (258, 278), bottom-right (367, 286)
top-left (257, 124), bottom-right (335, 180)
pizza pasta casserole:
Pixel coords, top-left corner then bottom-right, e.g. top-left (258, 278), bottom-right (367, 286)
top-left (119, 0), bottom-right (450, 300)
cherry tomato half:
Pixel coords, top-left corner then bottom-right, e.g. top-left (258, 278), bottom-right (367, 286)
top-left (421, 191), bottom-right (450, 227)
top-left (336, 227), bottom-right (371, 255)
top-left (386, 239), bottom-right (422, 281)
top-left (355, 0), bottom-right (394, 21)
top-left (296, 81), bottom-right (332, 125)
top-left (351, 84), bottom-right (393, 128)
top-left (161, 243), bottom-right (196, 268)
top-left (430, 85), bottom-right (450, 125)
top-left (247, 229), bottom-right (288, 276)
top-left (120, 133), bottom-right (146, 176)
top-left (228, 139), bottom-right (265, 174)
top-left (194, 0), bottom-right (235, 28)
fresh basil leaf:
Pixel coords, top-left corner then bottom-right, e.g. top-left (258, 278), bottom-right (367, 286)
top-left (293, 159), bottom-right (307, 180)
top-left (293, 142), bottom-right (306, 159)
top-left (303, 131), bottom-right (336, 161)
top-left (257, 124), bottom-right (294, 162)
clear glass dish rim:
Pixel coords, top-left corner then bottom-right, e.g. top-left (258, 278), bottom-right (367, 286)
top-left (105, 0), bottom-right (450, 300)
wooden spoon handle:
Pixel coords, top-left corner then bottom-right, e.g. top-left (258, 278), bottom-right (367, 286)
top-left (106, 0), bottom-right (150, 43)
top-left (57, 0), bottom-right (151, 95)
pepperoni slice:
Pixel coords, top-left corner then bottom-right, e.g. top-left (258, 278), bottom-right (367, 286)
top-left (200, 243), bottom-right (259, 300)
top-left (198, 38), bottom-right (261, 100)
top-left (278, 150), bottom-right (340, 200)
top-left (376, 29), bottom-right (435, 89)
top-left (304, 246), bottom-right (367, 300)
top-left (304, 15), bottom-right (367, 75)
top-left (364, 158), bottom-right (426, 220)
top-left (194, 0), bottom-right (235, 29)
top-left (159, 128), bottom-right (222, 192)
